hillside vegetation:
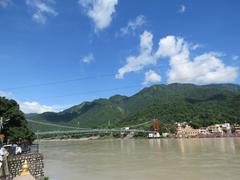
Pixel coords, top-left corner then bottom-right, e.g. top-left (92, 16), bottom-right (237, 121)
top-left (28, 83), bottom-right (240, 132)
top-left (0, 97), bottom-right (35, 143)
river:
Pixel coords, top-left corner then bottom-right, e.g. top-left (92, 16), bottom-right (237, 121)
top-left (39, 138), bottom-right (240, 180)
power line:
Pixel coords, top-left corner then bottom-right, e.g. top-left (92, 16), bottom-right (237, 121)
top-left (35, 84), bottom-right (142, 100)
top-left (27, 119), bottom-right (90, 130)
top-left (14, 74), bottom-right (239, 101)
top-left (1, 61), bottom-right (207, 91)
top-left (2, 73), bottom-right (116, 91)
top-left (1, 61), bottom-right (239, 96)
top-left (7, 74), bottom-right (236, 101)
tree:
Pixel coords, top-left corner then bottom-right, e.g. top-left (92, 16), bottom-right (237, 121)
top-left (0, 97), bottom-right (35, 143)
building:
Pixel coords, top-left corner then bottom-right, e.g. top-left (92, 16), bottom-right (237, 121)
top-left (176, 122), bottom-right (199, 138)
top-left (148, 132), bottom-right (160, 138)
top-left (186, 128), bottom-right (199, 137)
top-left (162, 133), bottom-right (169, 138)
top-left (199, 128), bottom-right (208, 136)
top-left (234, 126), bottom-right (240, 135)
top-left (221, 123), bottom-right (231, 134)
top-left (207, 123), bottom-right (231, 136)
top-left (176, 122), bottom-right (187, 138)
top-left (175, 122), bottom-right (233, 138)
top-left (207, 124), bottom-right (223, 134)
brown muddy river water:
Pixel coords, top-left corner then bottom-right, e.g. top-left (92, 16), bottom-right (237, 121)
top-left (39, 138), bottom-right (240, 180)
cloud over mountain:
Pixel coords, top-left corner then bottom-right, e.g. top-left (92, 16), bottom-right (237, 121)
top-left (116, 31), bottom-right (239, 84)
top-left (116, 31), bottom-right (156, 79)
top-left (143, 70), bottom-right (161, 85)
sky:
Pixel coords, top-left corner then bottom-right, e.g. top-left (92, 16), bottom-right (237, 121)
top-left (0, 0), bottom-right (240, 113)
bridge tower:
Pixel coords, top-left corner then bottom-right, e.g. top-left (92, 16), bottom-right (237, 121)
top-left (152, 119), bottom-right (160, 132)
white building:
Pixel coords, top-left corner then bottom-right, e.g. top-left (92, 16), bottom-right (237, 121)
top-left (148, 132), bottom-right (160, 138)
top-left (207, 124), bottom-right (223, 134)
top-left (207, 123), bottom-right (231, 135)
top-left (199, 128), bottom-right (208, 135)
top-left (221, 123), bottom-right (231, 133)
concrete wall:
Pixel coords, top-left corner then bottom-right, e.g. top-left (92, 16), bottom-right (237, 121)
top-left (7, 153), bottom-right (44, 180)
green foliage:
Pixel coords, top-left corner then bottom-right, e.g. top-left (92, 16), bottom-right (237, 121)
top-left (0, 97), bottom-right (35, 143)
top-left (28, 83), bottom-right (240, 131)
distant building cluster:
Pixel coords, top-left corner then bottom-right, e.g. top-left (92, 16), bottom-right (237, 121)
top-left (175, 122), bottom-right (240, 138)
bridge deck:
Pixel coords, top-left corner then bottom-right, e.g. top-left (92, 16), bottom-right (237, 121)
top-left (36, 129), bottom-right (153, 135)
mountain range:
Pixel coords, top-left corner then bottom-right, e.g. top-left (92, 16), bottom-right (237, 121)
top-left (27, 83), bottom-right (240, 132)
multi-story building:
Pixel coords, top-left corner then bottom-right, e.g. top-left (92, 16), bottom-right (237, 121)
top-left (199, 128), bottom-right (208, 136)
top-left (186, 128), bottom-right (199, 137)
top-left (176, 122), bottom-right (199, 138)
top-left (207, 124), bottom-right (223, 134)
top-left (234, 126), bottom-right (240, 135)
top-left (175, 122), bottom-right (233, 138)
top-left (176, 122), bottom-right (187, 138)
top-left (207, 123), bottom-right (231, 135)
top-left (221, 123), bottom-right (231, 134)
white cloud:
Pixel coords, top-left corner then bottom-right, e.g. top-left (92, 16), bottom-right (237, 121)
top-left (79, 0), bottom-right (118, 31)
top-left (26, 0), bottom-right (58, 24)
top-left (178, 5), bottom-right (186, 13)
top-left (0, 90), bottom-right (69, 113)
top-left (233, 55), bottom-right (239, 61)
top-left (82, 53), bottom-right (94, 63)
top-left (0, 0), bottom-right (11, 8)
top-left (19, 101), bottom-right (60, 114)
top-left (156, 36), bottom-right (238, 84)
top-left (50, 104), bottom-right (72, 112)
top-left (116, 31), bottom-right (239, 84)
top-left (191, 44), bottom-right (201, 50)
top-left (143, 70), bottom-right (161, 85)
top-left (116, 31), bottom-right (156, 78)
top-left (120, 15), bottom-right (146, 35)
top-left (0, 90), bottom-right (13, 98)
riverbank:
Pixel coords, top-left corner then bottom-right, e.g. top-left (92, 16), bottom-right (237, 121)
top-left (37, 135), bottom-right (101, 142)
top-left (36, 135), bottom-right (240, 143)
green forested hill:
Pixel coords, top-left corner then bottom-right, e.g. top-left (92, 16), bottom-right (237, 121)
top-left (28, 83), bottom-right (240, 131)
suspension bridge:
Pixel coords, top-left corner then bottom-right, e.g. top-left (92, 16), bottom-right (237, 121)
top-left (28, 119), bottom-right (154, 136)
top-left (35, 128), bottom-right (153, 136)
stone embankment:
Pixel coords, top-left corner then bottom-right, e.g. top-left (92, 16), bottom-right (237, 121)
top-left (8, 153), bottom-right (44, 180)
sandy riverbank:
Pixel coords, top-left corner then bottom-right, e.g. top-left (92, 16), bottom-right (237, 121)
top-left (36, 135), bottom-right (101, 142)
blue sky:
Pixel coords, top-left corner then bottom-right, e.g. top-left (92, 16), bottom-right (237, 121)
top-left (0, 0), bottom-right (240, 113)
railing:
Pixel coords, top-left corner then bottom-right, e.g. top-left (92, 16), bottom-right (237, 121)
top-left (6, 144), bottom-right (39, 157)
top-left (29, 144), bottom-right (39, 154)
